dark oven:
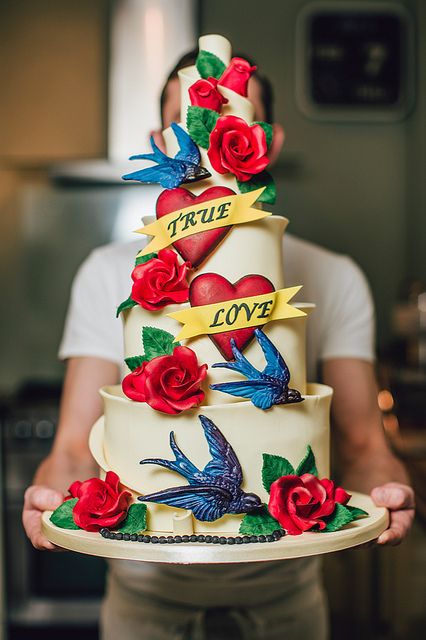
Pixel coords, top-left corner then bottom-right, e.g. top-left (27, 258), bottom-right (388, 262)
top-left (1, 382), bottom-right (106, 639)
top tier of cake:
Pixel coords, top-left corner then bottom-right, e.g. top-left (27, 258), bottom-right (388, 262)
top-left (164, 35), bottom-right (254, 196)
top-left (122, 34), bottom-right (313, 405)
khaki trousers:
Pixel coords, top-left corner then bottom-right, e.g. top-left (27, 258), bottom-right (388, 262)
top-left (100, 564), bottom-right (329, 640)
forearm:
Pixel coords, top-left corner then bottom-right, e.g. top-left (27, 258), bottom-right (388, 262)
top-left (33, 356), bottom-right (118, 491)
top-left (323, 358), bottom-right (411, 491)
top-left (24, 356), bottom-right (119, 550)
top-left (33, 449), bottom-right (97, 495)
top-left (333, 409), bottom-right (410, 492)
top-left (323, 359), bottom-right (414, 545)
top-left (338, 443), bottom-right (410, 494)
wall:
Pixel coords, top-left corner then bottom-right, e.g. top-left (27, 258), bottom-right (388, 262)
top-left (0, 0), bottom-right (109, 272)
top-left (0, 0), bottom-right (109, 163)
top-left (200, 0), bottom-right (425, 345)
top-left (0, 0), bottom-right (109, 392)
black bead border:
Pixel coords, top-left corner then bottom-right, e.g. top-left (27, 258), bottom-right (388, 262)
top-left (99, 528), bottom-right (285, 544)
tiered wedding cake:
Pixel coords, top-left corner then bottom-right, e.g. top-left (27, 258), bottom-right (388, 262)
top-left (49, 35), bottom-right (370, 544)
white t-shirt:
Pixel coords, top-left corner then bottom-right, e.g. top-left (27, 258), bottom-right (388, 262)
top-left (58, 233), bottom-right (375, 605)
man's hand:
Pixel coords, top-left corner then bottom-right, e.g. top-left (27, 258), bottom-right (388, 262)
top-left (23, 485), bottom-right (64, 551)
top-left (22, 357), bottom-right (118, 551)
top-left (371, 482), bottom-right (415, 546)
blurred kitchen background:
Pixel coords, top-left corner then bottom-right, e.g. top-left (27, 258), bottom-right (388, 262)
top-left (0, 0), bottom-right (425, 638)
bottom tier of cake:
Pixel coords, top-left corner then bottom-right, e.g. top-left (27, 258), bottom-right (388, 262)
top-left (90, 384), bottom-right (333, 534)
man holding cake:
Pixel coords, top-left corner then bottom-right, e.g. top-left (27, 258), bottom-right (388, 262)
top-left (23, 36), bottom-right (414, 639)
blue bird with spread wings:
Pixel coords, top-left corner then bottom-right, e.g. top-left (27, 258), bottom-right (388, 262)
top-left (209, 328), bottom-right (304, 410)
top-left (138, 415), bottom-right (261, 522)
top-left (122, 122), bottom-right (211, 189)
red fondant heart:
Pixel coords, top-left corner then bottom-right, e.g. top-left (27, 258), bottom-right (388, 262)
top-left (189, 273), bottom-right (275, 360)
top-left (156, 187), bottom-right (236, 268)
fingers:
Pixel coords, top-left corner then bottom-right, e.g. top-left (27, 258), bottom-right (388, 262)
top-left (23, 508), bottom-right (58, 551)
top-left (377, 508), bottom-right (415, 546)
top-left (23, 485), bottom-right (65, 551)
top-left (370, 482), bottom-right (415, 546)
top-left (27, 517), bottom-right (60, 551)
top-left (371, 482), bottom-right (415, 511)
top-left (24, 485), bottom-right (64, 511)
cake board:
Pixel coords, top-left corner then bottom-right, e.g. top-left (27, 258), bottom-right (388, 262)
top-left (42, 495), bottom-right (388, 564)
top-left (42, 415), bottom-right (389, 563)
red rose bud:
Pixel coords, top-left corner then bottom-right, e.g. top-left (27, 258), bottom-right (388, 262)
top-left (188, 76), bottom-right (228, 112)
top-left (122, 346), bottom-right (207, 414)
top-left (68, 471), bottom-right (131, 532)
top-left (218, 57), bottom-right (257, 97)
top-left (131, 248), bottom-right (190, 310)
top-left (207, 115), bottom-right (269, 182)
top-left (268, 474), bottom-right (351, 536)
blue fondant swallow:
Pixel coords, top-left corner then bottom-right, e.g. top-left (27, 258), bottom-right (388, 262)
top-left (209, 328), bottom-right (304, 410)
top-left (138, 415), bottom-right (261, 522)
top-left (122, 123), bottom-right (211, 189)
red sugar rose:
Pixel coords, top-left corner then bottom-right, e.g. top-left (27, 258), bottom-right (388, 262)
top-left (122, 346), bottom-right (207, 414)
top-left (131, 248), bottom-right (190, 310)
top-left (68, 471), bottom-right (131, 532)
top-left (207, 115), bottom-right (269, 182)
top-left (188, 76), bottom-right (228, 112)
top-left (218, 57), bottom-right (257, 97)
top-left (268, 474), bottom-right (351, 535)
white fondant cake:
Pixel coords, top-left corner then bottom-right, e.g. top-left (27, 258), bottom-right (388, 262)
top-left (42, 31), bottom-right (380, 552)
top-left (88, 34), bottom-right (335, 537)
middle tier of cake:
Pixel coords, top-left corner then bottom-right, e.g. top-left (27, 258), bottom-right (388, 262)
top-left (124, 215), bottom-right (313, 404)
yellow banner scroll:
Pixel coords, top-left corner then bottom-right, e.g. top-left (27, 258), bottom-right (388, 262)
top-left (168, 286), bottom-right (306, 342)
top-left (135, 188), bottom-right (269, 257)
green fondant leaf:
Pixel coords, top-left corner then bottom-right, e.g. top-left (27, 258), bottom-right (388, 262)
top-left (321, 503), bottom-right (356, 533)
top-left (50, 498), bottom-right (80, 530)
top-left (345, 505), bottom-right (368, 518)
top-left (124, 355), bottom-right (149, 372)
top-left (239, 505), bottom-right (280, 535)
top-left (135, 252), bottom-right (157, 266)
top-left (142, 326), bottom-right (179, 359)
top-left (196, 50), bottom-right (226, 80)
top-left (253, 121), bottom-right (273, 148)
top-left (116, 296), bottom-right (137, 318)
top-left (187, 106), bottom-right (220, 149)
top-left (295, 446), bottom-right (318, 477)
top-left (237, 171), bottom-right (276, 205)
top-left (262, 453), bottom-right (295, 493)
top-left (116, 503), bottom-right (147, 534)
